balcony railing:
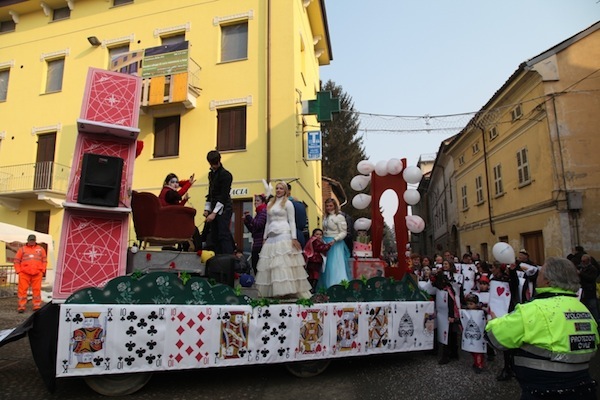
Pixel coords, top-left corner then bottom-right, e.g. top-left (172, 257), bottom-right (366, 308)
top-left (0, 161), bottom-right (71, 195)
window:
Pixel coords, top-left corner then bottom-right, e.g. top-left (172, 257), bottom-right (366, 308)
top-left (489, 126), bottom-right (498, 141)
top-left (0, 19), bottom-right (16, 33)
top-left (472, 142), bottom-right (480, 154)
top-left (113, 0), bottom-right (134, 5)
top-left (221, 22), bottom-right (248, 62)
top-left (217, 106), bottom-right (246, 151)
top-left (154, 115), bottom-right (180, 158)
top-left (493, 164), bottom-right (503, 196)
top-left (108, 44), bottom-right (130, 70)
top-left (517, 148), bottom-right (531, 185)
top-left (461, 185), bottom-right (468, 210)
top-left (45, 58), bottom-right (65, 93)
top-left (458, 155), bottom-right (465, 166)
top-left (52, 6), bottom-right (70, 21)
top-left (109, 44), bottom-right (130, 61)
top-left (0, 69), bottom-right (9, 101)
top-left (475, 176), bottom-right (484, 204)
top-left (161, 34), bottom-right (185, 46)
top-left (511, 104), bottom-right (523, 121)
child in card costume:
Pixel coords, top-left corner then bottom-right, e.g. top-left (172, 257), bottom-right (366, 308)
top-left (461, 293), bottom-right (487, 374)
top-left (303, 228), bottom-right (331, 292)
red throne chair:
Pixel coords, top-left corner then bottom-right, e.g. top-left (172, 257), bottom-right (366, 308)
top-left (131, 191), bottom-right (197, 248)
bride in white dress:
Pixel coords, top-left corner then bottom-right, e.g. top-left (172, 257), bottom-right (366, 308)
top-left (255, 181), bottom-right (312, 299)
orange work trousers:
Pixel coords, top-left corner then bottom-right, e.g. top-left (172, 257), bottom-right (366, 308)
top-left (17, 272), bottom-right (43, 311)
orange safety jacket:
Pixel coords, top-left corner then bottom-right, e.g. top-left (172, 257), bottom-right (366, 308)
top-left (14, 244), bottom-right (47, 275)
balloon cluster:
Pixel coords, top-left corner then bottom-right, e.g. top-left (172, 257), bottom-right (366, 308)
top-left (350, 159), bottom-right (426, 234)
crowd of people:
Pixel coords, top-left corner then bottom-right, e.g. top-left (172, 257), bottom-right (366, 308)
top-left (408, 247), bottom-right (599, 398)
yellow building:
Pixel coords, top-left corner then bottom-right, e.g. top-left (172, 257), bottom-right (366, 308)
top-left (439, 22), bottom-right (600, 264)
top-left (0, 0), bottom-right (331, 266)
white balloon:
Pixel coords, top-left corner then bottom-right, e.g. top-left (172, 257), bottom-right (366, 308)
top-left (402, 166), bottom-right (423, 184)
top-left (350, 175), bottom-right (371, 191)
top-left (405, 215), bottom-right (425, 233)
top-left (403, 189), bottom-right (421, 205)
top-left (357, 160), bottom-right (375, 175)
top-left (354, 217), bottom-right (372, 231)
top-left (492, 242), bottom-right (515, 264)
top-left (352, 193), bottom-right (372, 210)
top-left (375, 160), bottom-right (388, 176)
top-left (387, 158), bottom-right (403, 175)
top-left (405, 251), bottom-right (412, 257)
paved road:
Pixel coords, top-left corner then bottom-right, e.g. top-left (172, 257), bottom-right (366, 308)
top-left (0, 296), bottom-right (598, 400)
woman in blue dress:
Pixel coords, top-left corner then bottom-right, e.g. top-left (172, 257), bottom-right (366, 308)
top-left (318, 198), bottom-right (351, 289)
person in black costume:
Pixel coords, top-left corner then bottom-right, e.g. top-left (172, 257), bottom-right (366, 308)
top-left (203, 150), bottom-right (235, 255)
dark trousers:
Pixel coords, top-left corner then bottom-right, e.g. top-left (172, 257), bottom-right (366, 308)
top-left (251, 249), bottom-right (260, 275)
top-left (208, 209), bottom-right (234, 255)
top-left (440, 323), bottom-right (459, 361)
top-left (581, 297), bottom-right (600, 324)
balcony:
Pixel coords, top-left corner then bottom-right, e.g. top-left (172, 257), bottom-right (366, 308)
top-left (0, 162), bottom-right (71, 210)
top-left (140, 57), bottom-right (201, 110)
top-left (110, 42), bottom-right (201, 110)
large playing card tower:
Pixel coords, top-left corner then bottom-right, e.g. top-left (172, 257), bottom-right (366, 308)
top-left (52, 68), bottom-right (141, 300)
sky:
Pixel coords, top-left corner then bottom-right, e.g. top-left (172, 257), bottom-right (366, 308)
top-left (319, 1), bottom-right (599, 225)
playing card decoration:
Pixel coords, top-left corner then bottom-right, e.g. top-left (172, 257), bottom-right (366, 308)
top-left (56, 273), bottom-right (435, 377)
top-left (489, 281), bottom-right (511, 318)
top-left (460, 309), bottom-right (487, 353)
top-left (435, 289), bottom-right (450, 345)
top-left (392, 302), bottom-right (435, 351)
top-left (331, 304), bottom-right (362, 357)
top-left (70, 312), bottom-right (105, 368)
top-left (398, 310), bottom-right (414, 343)
top-left (297, 306), bottom-right (327, 358)
top-left (364, 303), bottom-right (392, 353)
top-left (56, 300), bottom-right (435, 377)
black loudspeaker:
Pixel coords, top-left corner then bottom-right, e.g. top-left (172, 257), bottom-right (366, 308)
top-left (206, 254), bottom-right (236, 288)
top-left (77, 153), bottom-right (124, 207)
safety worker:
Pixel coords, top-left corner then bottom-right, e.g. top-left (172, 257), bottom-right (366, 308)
top-left (486, 257), bottom-right (598, 399)
top-left (14, 234), bottom-right (47, 313)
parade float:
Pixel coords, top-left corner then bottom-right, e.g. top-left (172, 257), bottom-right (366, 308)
top-left (0, 68), bottom-right (433, 396)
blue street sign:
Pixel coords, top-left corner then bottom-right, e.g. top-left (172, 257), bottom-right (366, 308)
top-left (307, 131), bottom-right (322, 160)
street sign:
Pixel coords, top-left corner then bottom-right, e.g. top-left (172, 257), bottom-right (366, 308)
top-left (307, 131), bottom-right (322, 160)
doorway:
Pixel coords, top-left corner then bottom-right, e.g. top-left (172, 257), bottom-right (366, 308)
top-left (231, 199), bottom-right (253, 254)
top-left (522, 231), bottom-right (544, 265)
top-left (34, 133), bottom-right (56, 190)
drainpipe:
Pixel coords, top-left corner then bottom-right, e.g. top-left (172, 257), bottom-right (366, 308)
top-left (266, 0), bottom-right (272, 182)
top-left (551, 95), bottom-right (578, 244)
top-left (479, 124), bottom-right (495, 235)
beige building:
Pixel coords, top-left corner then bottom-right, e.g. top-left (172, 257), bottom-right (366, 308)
top-left (428, 22), bottom-right (600, 263)
top-left (0, 0), bottom-right (332, 266)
